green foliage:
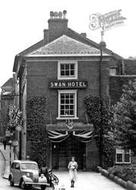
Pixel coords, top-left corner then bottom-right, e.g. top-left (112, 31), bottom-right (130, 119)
top-left (108, 165), bottom-right (136, 182)
top-left (27, 96), bottom-right (48, 168)
top-left (113, 80), bottom-right (136, 153)
top-left (84, 95), bottom-right (114, 168)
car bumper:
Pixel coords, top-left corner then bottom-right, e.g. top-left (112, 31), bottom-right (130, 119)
top-left (25, 182), bottom-right (50, 186)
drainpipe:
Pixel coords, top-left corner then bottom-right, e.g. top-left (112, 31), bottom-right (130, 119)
top-left (99, 40), bottom-right (106, 167)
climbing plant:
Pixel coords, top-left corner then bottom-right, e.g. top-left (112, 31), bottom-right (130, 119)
top-left (84, 95), bottom-right (114, 168)
top-left (26, 96), bottom-right (48, 168)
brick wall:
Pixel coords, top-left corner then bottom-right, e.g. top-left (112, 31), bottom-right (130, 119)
top-left (26, 58), bottom-right (113, 124)
top-left (124, 59), bottom-right (136, 75)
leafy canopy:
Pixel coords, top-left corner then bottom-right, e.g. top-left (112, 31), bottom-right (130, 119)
top-left (113, 80), bottom-right (136, 152)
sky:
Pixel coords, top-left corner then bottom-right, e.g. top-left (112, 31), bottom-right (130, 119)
top-left (0, 0), bottom-right (136, 87)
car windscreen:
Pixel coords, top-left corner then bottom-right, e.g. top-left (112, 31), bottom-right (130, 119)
top-left (21, 163), bottom-right (38, 170)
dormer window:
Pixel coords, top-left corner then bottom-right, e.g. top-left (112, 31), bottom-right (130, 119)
top-left (58, 61), bottom-right (78, 80)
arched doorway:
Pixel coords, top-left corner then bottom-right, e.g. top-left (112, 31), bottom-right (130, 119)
top-left (52, 134), bottom-right (86, 170)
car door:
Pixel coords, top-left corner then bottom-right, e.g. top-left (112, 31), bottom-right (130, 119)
top-left (14, 163), bottom-right (21, 185)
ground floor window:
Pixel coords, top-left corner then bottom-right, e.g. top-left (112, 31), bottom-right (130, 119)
top-left (115, 148), bottom-right (131, 164)
top-left (58, 90), bottom-right (77, 119)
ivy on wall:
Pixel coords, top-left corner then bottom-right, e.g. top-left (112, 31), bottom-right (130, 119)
top-left (84, 95), bottom-right (114, 168)
top-left (26, 96), bottom-right (48, 168)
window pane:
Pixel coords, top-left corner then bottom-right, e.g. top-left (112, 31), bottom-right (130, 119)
top-left (60, 110), bottom-right (65, 115)
top-left (60, 92), bottom-right (75, 117)
top-left (124, 153), bottom-right (130, 162)
top-left (70, 110), bottom-right (74, 115)
top-left (61, 70), bottom-right (65, 76)
top-left (71, 70), bottom-right (75, 76)
top-left (66, 98), bottom-right (70, 104)
top-left (60, 63), bottom-right (76, 78)
top-left (124, 150), bottom-right (130, 162)
top-left (70, 64), bottom-right (75, 70)
top-left (116, 153), bottom-right (123, 162)
top-left (65, 64), bottom-right (69, 70)
top-left (66, 70), bottom-right (69, 76)
top-left (61, 64), bottom-right (65, 70)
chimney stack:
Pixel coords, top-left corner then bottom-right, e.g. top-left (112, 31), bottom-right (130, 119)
top-left (46, 10), bottom-right (68, 42)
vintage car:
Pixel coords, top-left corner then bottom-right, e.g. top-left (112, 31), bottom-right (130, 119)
top-left (9, 160), bottom-right (49, 190)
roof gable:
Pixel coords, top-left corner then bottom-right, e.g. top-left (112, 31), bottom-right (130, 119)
top-left (1, 78), bottom-right (14, 89)
top-left (27, 35), bottom-right (109, 57)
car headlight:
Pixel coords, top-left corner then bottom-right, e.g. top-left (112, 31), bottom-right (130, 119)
top-left (26, 173), bottom-right (30, 177)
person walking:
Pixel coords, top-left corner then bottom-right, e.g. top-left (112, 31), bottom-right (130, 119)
top-left (68, 157), bottom-right (78, 188)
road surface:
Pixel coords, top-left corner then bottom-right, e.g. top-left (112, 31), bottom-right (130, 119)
top-left (0, 171), bottom-right (126, 190)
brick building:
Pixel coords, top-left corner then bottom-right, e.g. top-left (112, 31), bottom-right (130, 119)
top-left (13, 11), bottom-right (124, 170)
top-left (0, 78), bottom-right (15, 137)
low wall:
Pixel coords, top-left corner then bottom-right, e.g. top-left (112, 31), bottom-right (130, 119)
top-left (98, 166), bottom-right (136, 190)
top-left (0, 151), bottom-right (6, 177)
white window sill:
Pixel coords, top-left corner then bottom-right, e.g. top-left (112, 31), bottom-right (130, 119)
top-left (115, 162), bottom-right (131, 164)
top-left (56, 117), bottom-right (79, 120)
top-left (58, 77), bottom-right (77, 80)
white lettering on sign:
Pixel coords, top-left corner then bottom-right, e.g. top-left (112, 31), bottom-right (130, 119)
top-left (89, 9), bottom-right (126, 31)
top-left (49, 81), bottom-right (88, 89)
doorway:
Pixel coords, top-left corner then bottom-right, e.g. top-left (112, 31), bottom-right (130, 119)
top-left (52, 134), bottom-right (86, 170)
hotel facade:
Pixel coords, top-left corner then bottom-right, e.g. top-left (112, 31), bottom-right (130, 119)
top-left (13, 11), bottom-right (124, 170)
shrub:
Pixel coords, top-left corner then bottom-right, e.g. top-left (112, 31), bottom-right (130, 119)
top-left (108, 165), bottom-right (136, 182)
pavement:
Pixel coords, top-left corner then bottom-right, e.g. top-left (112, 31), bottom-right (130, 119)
top-left (0, 142), bottom-right (126, 190)
top-left (0, 143), bottom-right (16, 178)
top-left (0, 171), bottom-right (126, 190)
top-left (53, 171), bottom-right (126, 190)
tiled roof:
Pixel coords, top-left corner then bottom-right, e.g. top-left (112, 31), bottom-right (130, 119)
top-left (1, 78), bottom-right (14, 96)
top-left (1, 78), bottom-right (14, 89)
top-left (28, 35), bottom-right (109, 56)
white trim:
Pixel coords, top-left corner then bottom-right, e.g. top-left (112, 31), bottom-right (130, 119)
top-left (26, 53), bottom-right (109, 57)
top-left (115, 148), bottom-right (131, 164)
top-left (56, 117), bottom-right (79, 120)
top-left (58, 61), bottom-right (78, 80)
top-left (58, 90), bottom-right (77, 119)
top-left (25, 57), bottom-right (111, 62)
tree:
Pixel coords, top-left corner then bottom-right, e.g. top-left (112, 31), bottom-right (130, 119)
top-left (113, 80), bottom-right (136, 153)
top-left (84, 95), bottom-right (114, 168)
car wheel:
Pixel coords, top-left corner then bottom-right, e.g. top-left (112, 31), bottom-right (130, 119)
top-left (9, 175), bottom-right (14, 187)
top-left (41, 185), bottom-right (46, 190)
top-left (9, 178), bottom-right (14, 187)
top-left (27, 184), bottom-right (32, 189)
top-left (20, 180), bottom-right (26, 189)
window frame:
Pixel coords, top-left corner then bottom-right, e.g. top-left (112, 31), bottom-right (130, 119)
top-left (58, 61), bottom-right (78, 80)
top-left (115, 148), bottom-right (131, 164)
top-left (57, 90), bottom-right (78, 120)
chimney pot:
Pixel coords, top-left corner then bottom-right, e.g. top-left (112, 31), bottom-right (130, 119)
top-left (80, 33), bottom-right (87, 38)
top-left (48, 13), bottom-right (68, 41)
